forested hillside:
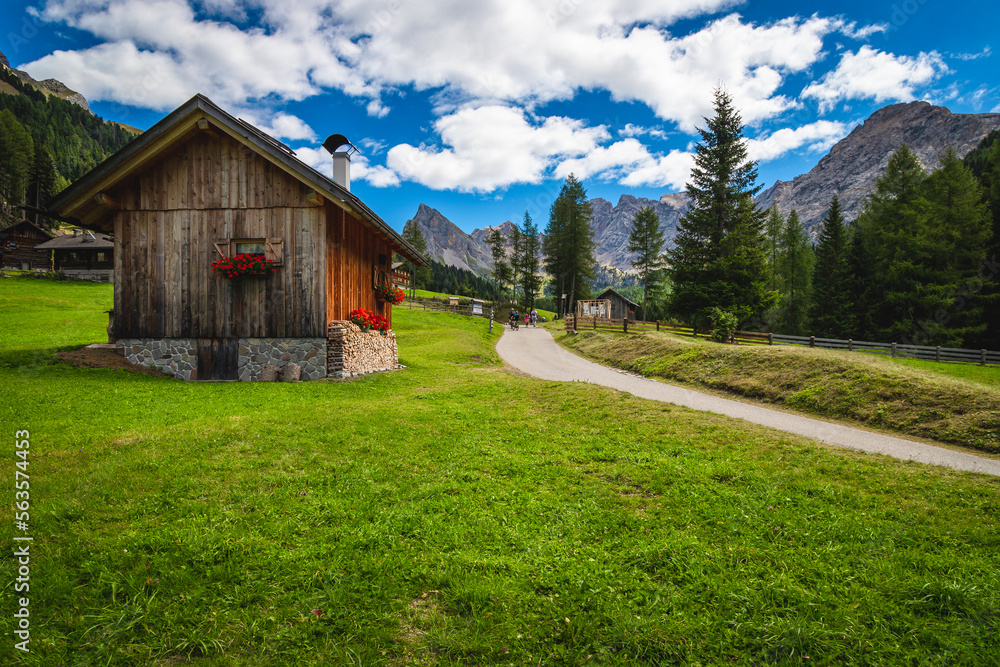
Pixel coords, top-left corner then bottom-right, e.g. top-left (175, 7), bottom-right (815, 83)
top-left (0, 64), bottom-right (138, 227)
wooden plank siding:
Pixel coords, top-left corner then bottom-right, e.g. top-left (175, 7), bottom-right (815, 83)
top-left (111, 132), bottom-right (327, 339)
top-left (324, 203), bottom-right (393, 327)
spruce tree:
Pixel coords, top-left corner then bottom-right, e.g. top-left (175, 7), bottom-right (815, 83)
top-left (969, 140), bottom-right (1000, 349)
top-left (763, 205), bottom-right (784, 331)
top-left (519, 212), bottom-right (542, 309)
top-left (775, 209), bottom-right (814, 335)
top-left (854, 145), bottom-right (932, 343)
top-left (920, 148), bottom-right (991, 346)
top-left (508, 223), bottom-right (523, 305)
top-left (627, 205), bottom-right (666, 321)
top-left (809, 195), bottom-right (852, 338)
top-left (543, 174), bottom-right (595, 317)
top-left (487, 228), bottom-right (510, 303)
top-left (667, 88), bottom-right (775, 326)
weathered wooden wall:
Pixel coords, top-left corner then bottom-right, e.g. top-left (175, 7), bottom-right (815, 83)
top-left (325, 203), bottom-right (393, 327)
top-left (2, 224), bottom-right (51, 270)
top-left (111, 132), bottom-right (326, 338)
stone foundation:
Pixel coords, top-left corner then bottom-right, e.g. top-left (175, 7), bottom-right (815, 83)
top-left (117, 337), bottom-right (327, 381)
top-left (327, 321), bottom-right (401, 378)
top-left (117, 338), bottom-right (198, 380)
top-left (238, 338), bottom-right (326, 381)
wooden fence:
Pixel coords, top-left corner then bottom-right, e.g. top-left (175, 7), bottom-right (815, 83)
top-left (563, 315), bottom-right (999, 366)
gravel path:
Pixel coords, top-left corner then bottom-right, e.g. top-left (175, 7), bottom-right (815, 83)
top-left (496, 325), bottom-right (1000, 477)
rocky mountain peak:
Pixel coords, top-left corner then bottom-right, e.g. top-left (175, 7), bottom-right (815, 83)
top-left (0, 49), bottom-right (92, 114)
top-left (757, 101), bottom-right (1000, 232)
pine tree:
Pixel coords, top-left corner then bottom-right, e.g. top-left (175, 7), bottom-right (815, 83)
top-left (508, 224), bottom-right (523, 305)
top-left (487, 228), bottom-right (510, 303)
top-left (763, 205), bottom-right (784, 331)
top-left (627, 205), bottom-right (666, 321)
top-left (969, 140), bottom-right (1000, 349)
top-left (519, 212), bottom-right (542, 309)
top-left (543, 174), bottom-right (595, 317)
top-left (26, 147), bottom-right (57, 228)
top-left (809, 195), bottom-right (853, 337)
top-left (920, 148), bottom-right (991, 346)
top-left (775, 209), bottom-right (814, 335)
top-left (401, 219), bottom-right (430, 297)
top-left (667, 88), bottom-right (775, 326)
top-left (854, 145), bottom-right (932, 343)
top-left (0, 109), bottom-right (34, 225)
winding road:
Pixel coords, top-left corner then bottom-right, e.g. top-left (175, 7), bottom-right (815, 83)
top-left (496, 324), bottom-right (1000, 478)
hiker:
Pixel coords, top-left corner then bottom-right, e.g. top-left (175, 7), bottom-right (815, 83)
top-left (530, 309), bottom-right (538, 327)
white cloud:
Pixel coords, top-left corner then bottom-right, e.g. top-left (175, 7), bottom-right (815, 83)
top-left (251, 112), bottom-right (317, 142)
top-left (801, 46), bottom-right (948, 112)
top-left (620, 124), bottom-right (668, 140)
top-left (26, 1), bottom-right (844, 132)
top-left (385, 105), bottom-right (609, 192)
top-left (746, 120), bottom-right (851, 161)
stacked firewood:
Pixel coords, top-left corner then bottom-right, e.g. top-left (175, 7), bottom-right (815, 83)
top-left (327, 321), bottom-right (398, 376)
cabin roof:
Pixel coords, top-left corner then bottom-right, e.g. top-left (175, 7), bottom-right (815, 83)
top-left (0, 219), bottom-right (55, 239)
top-left (45, 93), bottom-right (427, 266)
top-left (597, 287), bottom-right (640, 309)
top-left (36, 230), bottom-right (114, 250)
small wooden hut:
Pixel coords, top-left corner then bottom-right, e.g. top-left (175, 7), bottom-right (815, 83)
top-left (0, 220), bottom-right (53, 271)
top-left (596, 288), bottom-right (638, 321)
top-left (46, 94), bottom-right (427, 381)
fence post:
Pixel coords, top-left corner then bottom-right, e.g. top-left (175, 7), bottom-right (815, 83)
top-left (891, 342), bottom-right (896, 358)
top-left (848, 338), bottom-right (853, 351)
top-left (809, 335), bottom-right (814, 348)
top-left (593, 317), bottom-right (596, 330)
top-left (624, 319), bottom-right (628, 334)
top-left (983, 349), bottom-right (988, 366)
top-left (573, 315), bottom-right (577, 333)
top-left (936, 346), bottom-right (941, 362)
top-left (656, 320), bottom-right (660, 332)
top-left (769, 332), bottom-right (774, 346)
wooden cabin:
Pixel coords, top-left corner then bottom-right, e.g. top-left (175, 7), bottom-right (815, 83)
top-left (0, 220), bottom-right (53, 271)
top-left (46, 94), bottom-right (427, 381)
top-left (596, 288), bottom-right (638, 321)
top-left (35, 229), bottom-right (114, 281)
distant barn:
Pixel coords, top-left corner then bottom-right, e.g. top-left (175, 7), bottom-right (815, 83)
top-left (597, 288), bottom-right (638, 321)
top-left (0, 220), bottom-right (53, 271)
top-left (46, 94), bottom-right (427, 381)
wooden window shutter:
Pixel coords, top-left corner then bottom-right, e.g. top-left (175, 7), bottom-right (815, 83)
top-left (264, 238), bottom-right (283, 265)
top-left (213, 240), bottom-right (229, 257)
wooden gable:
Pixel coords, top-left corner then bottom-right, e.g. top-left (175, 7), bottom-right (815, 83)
top-left (108, 131), bottom-right (326, 340)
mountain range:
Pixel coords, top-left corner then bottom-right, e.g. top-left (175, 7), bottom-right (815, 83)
top-left (412, 101), bottom-right (1000, 274)
top-left (0, 49), bottom-right (91, 113)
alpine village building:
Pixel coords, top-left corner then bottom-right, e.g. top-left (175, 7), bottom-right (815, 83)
top-left (46, 94), bottom-right (427, 381)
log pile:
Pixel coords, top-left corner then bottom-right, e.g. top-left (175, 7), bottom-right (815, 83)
top-left (327, 320), bottom-right (399, 377)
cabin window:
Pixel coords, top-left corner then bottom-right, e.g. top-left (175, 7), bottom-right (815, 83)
top-left (97, 252), bottom-right (107, 262)
top-left (234, 240), bottom-right (266, 255)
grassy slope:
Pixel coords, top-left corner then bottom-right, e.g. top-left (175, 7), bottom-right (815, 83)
top-left (557, 329), bottom-right (1000, 455)
top-left (1, 278), bottom-right (999, 666)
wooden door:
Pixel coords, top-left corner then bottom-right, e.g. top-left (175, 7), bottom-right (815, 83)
top-left (197, 338), bottom-right (239, 380)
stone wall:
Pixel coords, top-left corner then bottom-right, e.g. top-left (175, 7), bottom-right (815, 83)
top-left (117, 338), bottom-right (198, 380)
top-left (327, 321), bottom-right (400, 378)
top-left (238, 338), bottom-right (326, 381)
top-left (117, 337), bottom-right (327, 381)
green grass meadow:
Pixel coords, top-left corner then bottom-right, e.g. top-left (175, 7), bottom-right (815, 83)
top-left (2, 278), bottom-right (1000, 665)
top-left (557, 329), bottom-right (1000, 455)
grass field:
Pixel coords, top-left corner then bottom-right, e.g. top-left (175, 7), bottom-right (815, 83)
top-left (557, 329), bottom-right (1000, 455)
top-left (2, 278), bottom-right (999, 666)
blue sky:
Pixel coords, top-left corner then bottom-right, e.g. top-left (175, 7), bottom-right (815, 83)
top-left (3, 0), bottom-right (997, 234)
